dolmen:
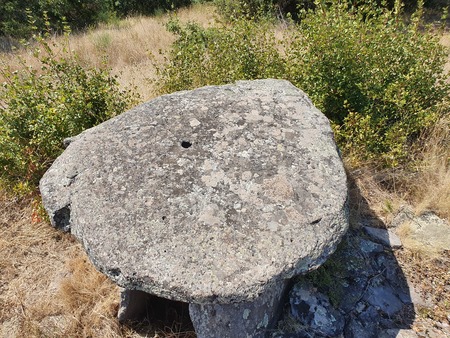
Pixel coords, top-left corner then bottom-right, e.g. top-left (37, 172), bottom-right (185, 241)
top-left (40, 79), bottom-right (349, 337)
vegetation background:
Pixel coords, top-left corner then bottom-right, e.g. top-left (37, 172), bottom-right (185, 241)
top-left (0, 0), bottom-right (448, 336)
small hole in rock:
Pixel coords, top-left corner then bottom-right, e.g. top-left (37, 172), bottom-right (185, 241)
top-left (162, 216), bottom-right (166, 221)
top-left (181, 141), bottom-right (192, 148)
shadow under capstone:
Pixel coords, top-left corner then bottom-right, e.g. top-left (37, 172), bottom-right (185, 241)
top-left (273, 174), bottom-right (416, 338)
top-left (118, 290), bottom-right (195, 334)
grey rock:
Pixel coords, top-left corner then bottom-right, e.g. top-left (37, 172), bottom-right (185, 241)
top-left (289, 281), bottom-right (345, 337)
top-left (379, 329), bottom-right (419, 338)
top-left (405, 281), bottom-right (430, 308)
top-left (276, 227), bottom-right (417, 336)
top-left (364, 277), bottom-right (404, 317)
top-left (345, 305), bottom-right (379, 338)
top-left (363, 226), bottom-right (402, 248)
top-left (40, 79), bottom-right (348, 336)
top-left (391, 207), bottom-right (450, 253)
top-left (375, 254), bottom-right (409, 299)
top-left (62, 136), bottom-right (78, 148)
top-left (375, 255), bottom-right (407, 290)
top-left (271, 334), bottom-right (307, 338)
top-left (339, 281), bottom-right (367, 314)
top-left (389, 206), bottom-right (414, 229)
top-left (360, 238), bottom-right (384, 255)
top-left (189, 280), bottom-right (288, 338)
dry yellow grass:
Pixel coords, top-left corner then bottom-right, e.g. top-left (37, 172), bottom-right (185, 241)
top-left (0, 191), bottom-right (125, 337)
top-left (0, 3), bottom-right (216, 101)
top-left (411, 117), bottom-right (450, 219)
top-left (347, 111), bottom-right (449, 221)
top-left (441, 32), bottom-right (450, 77)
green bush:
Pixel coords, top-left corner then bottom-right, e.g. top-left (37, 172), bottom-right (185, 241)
top-left (157, 0), bottom-right (449, 167)
top-left (156, 17), bottom-right (285, 93)
top-left (215, 0), bottom-right (277, 19)
top-left (0, 0), bottom-right (199, 40)
top-left (0, 34), bottom-right (138, 195)
top-left (214, 0), bottom-right (313, 21)
top-left (287, 0), bottom-right (450, 165)
top-left (114, 0), bottom-right (193, 16)
top-left (0, 0), bottom-right (115, 39)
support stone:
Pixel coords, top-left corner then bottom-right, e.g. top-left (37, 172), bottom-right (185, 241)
top-left (117, 289), bottom-right (152, 322)
top-left (189, 280), bottom-right (288, 338)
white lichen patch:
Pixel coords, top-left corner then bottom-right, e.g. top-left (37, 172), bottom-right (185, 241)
top-left (190, 118), bottom-right (201, 127)
top-left (201, 169), bottom-right (225, 187)
top-left (257, 313), bottom-right (269, 329)
top-left (198, 204), bottom-right (222, 226)
top-left (263, 175), bottom-right (294, 203)
top-left (268, 221), bottom-right (279, 232)
top-left (241, 171), bottom-right (252, 181)
top-left (243, 308), bottom-right (251, 320)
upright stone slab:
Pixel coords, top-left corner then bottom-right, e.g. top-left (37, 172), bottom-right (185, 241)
top-left (40, 79), bottom-right (349, 337)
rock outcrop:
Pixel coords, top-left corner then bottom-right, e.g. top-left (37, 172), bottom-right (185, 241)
top-left (274, 227), bottom-right (416, 337)
top-left (40, 79), bottom-right (348, 337)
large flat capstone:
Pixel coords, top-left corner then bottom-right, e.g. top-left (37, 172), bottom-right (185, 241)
top-left (40, 79), bottom-right (348, 336)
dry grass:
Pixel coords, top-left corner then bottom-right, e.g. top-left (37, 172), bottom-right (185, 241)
top-left (442, 32), bottom-right (450, 78)
top-left (0, 3), bottom-right (216, 101)
top-left (347, 113), bottom-right (450, 224)
top-left (410, 117), bottom-right (450, 219)
top-left (395, 248), bottom-right (450, 326)
top-left (0, 191), bottom-right (124, 337)
top-left (69, 3), bottom-right (216, 100)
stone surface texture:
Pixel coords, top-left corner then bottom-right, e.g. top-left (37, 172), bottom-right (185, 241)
top-left (274, 227), bottom-right (416, 337)
top-left (289, 281), bottom-right (345, 336)
top-left (363, 226), bottom-right (402, 248)
top-left (391, 206), bottom-right (450, 252)
top-left (189, 280), bottom-right (288, 338)
top-left (40, 79), bottom-right (348, 305)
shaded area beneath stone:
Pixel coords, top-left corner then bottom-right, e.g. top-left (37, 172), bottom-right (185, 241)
top-left (274, 228), bottom-right (416, 337)
top-left (118, 289), bottom-right (193, 331)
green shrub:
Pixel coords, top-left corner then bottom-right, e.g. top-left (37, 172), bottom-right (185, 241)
top-left (214, 0), bottom-right (313, 21)
top-left (156, 17), bottom-right (286, 93)
top-left (0, 0), bottom-right (116, 39)
top-left (215, 0), bottom-right (277, 19)
top-left (0, 34), bottom-right (138, 195)
top-left (287, 0), bottom-right (450, 166)
top-left (114, 0), bottom-right (193, 16)
top-left (0, 0), bottom-right (198, 40)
